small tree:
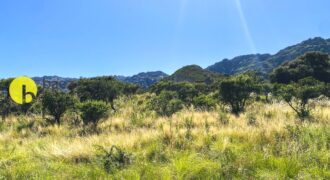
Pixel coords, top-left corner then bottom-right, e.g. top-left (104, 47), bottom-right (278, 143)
top-left (0, 79), bottom-right (15, 120)
top-left (218, 73), bottom-right (260, 115)
top-left (72, 77), bottom-right (121, 111)
top-left (273, 77), bottom-right (325, 120)
top-left (0, 94), bottom-right (13, 121)
top-left (148, 91), bottom-right (183, 117)
top-left (78, 100), bottom-right (109, 126)
top-left (42, 90), bottom-right (75, 125)
top-left (122, 84), bottom-right (139, 97)
top-left (150, 81), bottom-right (198, 105)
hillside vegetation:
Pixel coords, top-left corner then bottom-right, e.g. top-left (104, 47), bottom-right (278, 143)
top-left (29, 37), bottom-right (330, 89)
top-left (165, 65), bottom-right (224, 84)
top-left (0, 97), bottom-right (329, 179)
top-left (0, 52), bottom-right (329, 179)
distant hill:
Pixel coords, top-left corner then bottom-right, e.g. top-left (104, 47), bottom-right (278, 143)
top-left (115, 71), bottom-right (168, 88)
top-left (207, 37), bottom-right (330, 75)
top-left (206, 54), bottom-right (271, 75)
top-left (33, 76), bottom-right (77, 91)
top-left (165, 65), bottom-right (224, 84)
top-left (31, 71), bottom-right (168, 91)
top-left (30, 37), bottom-right (330, 88)
top-left (263, 37), bottom-right (330, 72)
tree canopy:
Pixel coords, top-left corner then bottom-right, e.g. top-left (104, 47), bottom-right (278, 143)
top-left (271, 52), bottom-right (330, 84)
top-left (70, 77), bottom-right (123, 111)
top-left (218, 72), bottom-right (261, 115)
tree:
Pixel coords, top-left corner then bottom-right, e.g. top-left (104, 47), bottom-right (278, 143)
top-left (0, 94), bottom-right (13, 121)
top-left (270, 52), bottom-right (330, 120)
top-left (148, 91), bottom-right (183, 117)
top-left (150, 81), bottom-right (199, 105)
top-left (71, 77), bottom-right (122, 111)
top-left (122, 84), bottom-right (139, 96)
top-left (78, 100), bottom-right (109, 126)
top-left (42, 90), bottom-right (75, 125)
top-left (218, 73), bottom-right (261, 115)
top-left (271, 52), bottom-right (330, 84)
top-left (0, 78), bottom-right (16, 120)
top-left (273, 77), bottom-right (325, 120)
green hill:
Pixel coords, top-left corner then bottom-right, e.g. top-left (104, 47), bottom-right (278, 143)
top-left (166, 65), bottom-right (224, 84)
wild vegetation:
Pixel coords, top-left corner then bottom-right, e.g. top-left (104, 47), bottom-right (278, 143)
top-left (0, 52), bottom-right (329, 179)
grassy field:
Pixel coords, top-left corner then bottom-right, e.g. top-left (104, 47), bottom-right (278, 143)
top-left (0, 95), bottom-right (329, 179)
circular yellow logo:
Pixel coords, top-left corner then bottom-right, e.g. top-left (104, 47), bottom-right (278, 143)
top-left (9, 76), bottom-right (38, 104)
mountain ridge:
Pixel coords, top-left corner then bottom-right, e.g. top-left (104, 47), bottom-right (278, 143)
top-left (207, 37), bottom-right (330, 75)
top-left (114, 71), bottom-right (168, 88)
top-left (27, 37), bottom-right (330, 88)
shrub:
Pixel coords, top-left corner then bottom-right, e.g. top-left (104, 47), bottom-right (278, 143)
top-left (192, 94), bottom-right (217, 111)
top-left (42, 90), bottom-right (76, 125)
top-left (246, 113), bottom-right (258, 126)
top-left (150, 81), bottom-right (199, 105)
top-left (184, 117), bottom-right (194, 140)
top-left (0, 79), bottom-right (18, 120)
top-left (148, 91), bottom-right (183, 117)
top-left (78, 100), bottom-right (109, 126)
top-left (95, 145), bottom-right (132, 174)
top-left (0, 95), bottom-right (13, 121)
top-left (218, 111), bottom-right (229, 125)
top-left (122, 84), bottom-right (139, 96)
top-left (273, 77), bottom-right (326, 120)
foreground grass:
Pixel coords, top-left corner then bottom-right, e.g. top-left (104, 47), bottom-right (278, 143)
top-left (0, 97), bottom-right (329, 179)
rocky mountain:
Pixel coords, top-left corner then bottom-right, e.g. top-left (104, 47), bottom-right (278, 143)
top-left (206, 54), bottom-right (271, 75)
top-left (165, 65), bottom-right (224, 84)
top-left (30, 37), bottom-right (330, 89)
top-left (115, 71), bottom-right (168, 88)
top-left (31, 71), bottom-right (168, 91)
top-left (207, 37), bottom-right (330, 75)
top-left (32, 76), bottom-right (77, 91)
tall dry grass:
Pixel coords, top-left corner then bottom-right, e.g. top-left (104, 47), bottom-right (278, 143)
top-left (0, 96), bottom-right (329, 179)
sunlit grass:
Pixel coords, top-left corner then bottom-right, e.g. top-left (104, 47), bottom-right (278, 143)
top-left (0, 97), bottom-right (329, 179)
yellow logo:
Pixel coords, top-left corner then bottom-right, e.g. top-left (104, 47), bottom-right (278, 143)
top-left (9, 76), bottom-right (38, 104)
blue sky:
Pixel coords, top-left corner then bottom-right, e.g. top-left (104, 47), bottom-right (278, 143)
top-left (0, 0), bottom-right (329, 78)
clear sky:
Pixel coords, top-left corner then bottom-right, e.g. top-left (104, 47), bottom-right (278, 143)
top-left (0, 0), bottom-right (329, 78)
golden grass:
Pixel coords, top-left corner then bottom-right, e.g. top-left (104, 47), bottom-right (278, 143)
top-left (0, 99), bottom-right (329, 179)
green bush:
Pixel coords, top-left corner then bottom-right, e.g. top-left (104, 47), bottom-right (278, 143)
top-left (192, 94), bottom-right (217, 111)
top-left (78, 100), bottom-right (109, 126)
top-left (148, 91), bottom-right (183, 117)
top-left (150, 81), bottom-right (199, 105)
top-left (95, 145), bottom-right (132, 174)
top-left (273, 77), bottom-right (326, 120)
top-left (218, 111), bottom-right (229, 125)
top-left (246, 113), bottom-right (258, 126)
top-left (0, 95), bottom-right (14, 121)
